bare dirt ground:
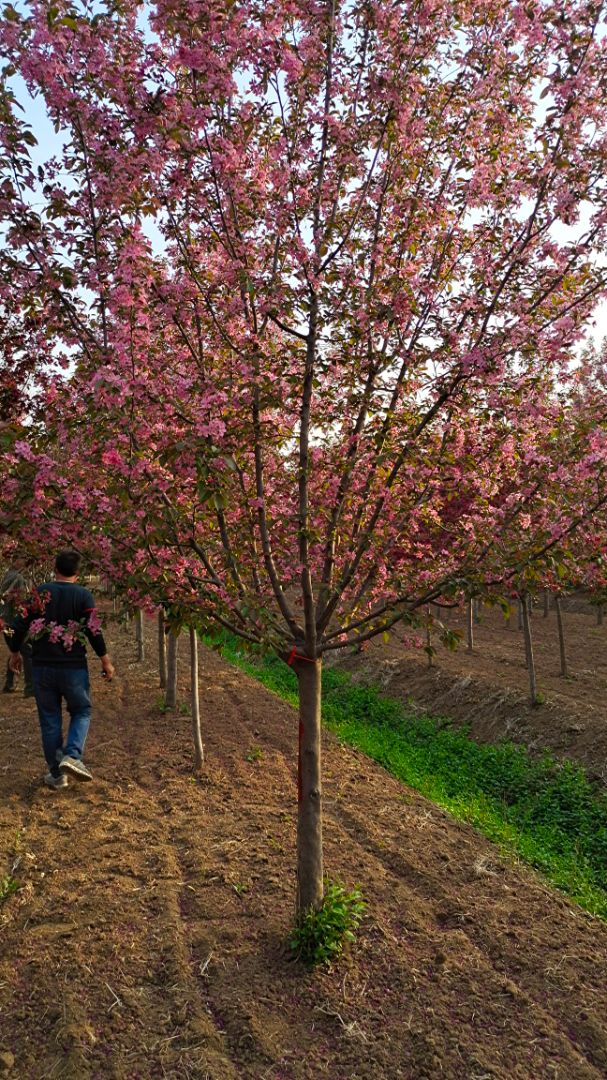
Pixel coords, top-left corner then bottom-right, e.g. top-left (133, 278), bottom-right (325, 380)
top-left (332, 600), bottom-right (607, 787)
top-left (1, 613), bottom-right (607, 1079)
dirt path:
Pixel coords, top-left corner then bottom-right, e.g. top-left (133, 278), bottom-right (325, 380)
top-left (1, 615), bottom-right (607, 1079)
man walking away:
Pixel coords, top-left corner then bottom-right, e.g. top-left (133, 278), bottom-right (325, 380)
top-left (8, 550), bottom-right (115, 789)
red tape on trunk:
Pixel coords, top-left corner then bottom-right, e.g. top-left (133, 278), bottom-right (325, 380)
top-left (287, 647), bottom-right (317, 666)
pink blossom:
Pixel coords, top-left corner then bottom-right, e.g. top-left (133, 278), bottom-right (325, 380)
top-left (87, 609), bottom-right (103, 635)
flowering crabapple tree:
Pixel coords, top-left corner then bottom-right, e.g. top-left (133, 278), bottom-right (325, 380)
top-left (3, 0), bottom-right (607, 914)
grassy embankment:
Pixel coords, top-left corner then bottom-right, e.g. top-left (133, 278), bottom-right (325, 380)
top-left (205, 632), bottom-right (607, 921)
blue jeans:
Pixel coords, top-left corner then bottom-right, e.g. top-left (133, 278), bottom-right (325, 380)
top-left (32, 666), bottom-right (92, 773)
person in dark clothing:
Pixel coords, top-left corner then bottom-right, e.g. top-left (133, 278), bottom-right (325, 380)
top-left (8, 550), bottom-right (115, 789)
top-left (1, 569), bottom-right (34, 696)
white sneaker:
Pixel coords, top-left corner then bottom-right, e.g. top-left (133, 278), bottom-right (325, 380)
top-left (59, 756), bottom-right (93, 782)
top-left (44, 772), bottom-right (68, 789)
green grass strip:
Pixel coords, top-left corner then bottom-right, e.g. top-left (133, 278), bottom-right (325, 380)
top-left (204, 631), bottom-right (607, 921)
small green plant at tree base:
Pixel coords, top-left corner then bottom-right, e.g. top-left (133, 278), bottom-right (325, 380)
top-left (289, 880), bottom-right (367, 966)
top-left (0, 876), bottom-right (19, 904)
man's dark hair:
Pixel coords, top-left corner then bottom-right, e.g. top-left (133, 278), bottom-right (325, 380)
top-left (55, 550), bottom-right (82, 577)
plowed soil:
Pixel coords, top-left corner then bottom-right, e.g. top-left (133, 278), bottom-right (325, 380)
top-left (1, 613), bottom-right (607, 1080)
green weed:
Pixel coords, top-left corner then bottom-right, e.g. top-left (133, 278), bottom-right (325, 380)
top-left (289, 880), bottom-right (367, 966)
top-left (245, 746), bottom-right (263, 763)
top-left (0, 875), bottom-right (19, 904)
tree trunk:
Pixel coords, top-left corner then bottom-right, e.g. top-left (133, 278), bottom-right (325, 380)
top-left (135, 609), bottom-right (145, 662)
top-left (190, 626), bottom-right (204, 772)
top-left (158, 611), bottom-right (167, 689)
top-left (521, 593), bottom-right (538, 705)
top-left (426, 606), bottom-right (433, 667)
top-left (518, 599), bottom-right (524, 631)
top-left (165, 628), bottom-right (179, 709)
top-left (466, 599), bottom-right (474, 652)
top-left (295, 659), bottom-right (324, 917)
top-left (543, 590), bottom-right (550, 617)
top-left (554, 595), bottom-right (568, 678)
top-left (597, 605), bottom-right (603, 627)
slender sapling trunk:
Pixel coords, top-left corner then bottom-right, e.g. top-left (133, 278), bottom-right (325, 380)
top-left (295, 658), bottom-right (324, 917)
top-left (554, 595), bottom-right (568, 678)
top-left (189, 626), bottom-right (204, 772)
top-left (597, 605), bottom-right (603, 627)
top-left (136, 609), bottom-right (145, 662)
top-left (165, 628), bottom-right (179, 709)
top-left (158, 611), bottom-right (167, 689)
top-left (466, 599), bottom-right (474, 652)
top-left (521, 593), bottom-right (538, 705)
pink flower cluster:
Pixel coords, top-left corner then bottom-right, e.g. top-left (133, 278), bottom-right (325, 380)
top-left (27, 612), bottom-right (103, 652)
